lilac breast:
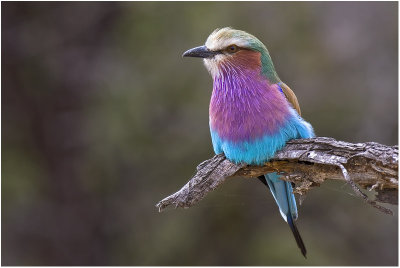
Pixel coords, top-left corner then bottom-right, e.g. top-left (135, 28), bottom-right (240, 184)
top-left (209, 63), bottom-right (291, 143)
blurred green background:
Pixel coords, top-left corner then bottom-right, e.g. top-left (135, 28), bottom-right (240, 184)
top-left (2, 1), bottom-right (398, 266)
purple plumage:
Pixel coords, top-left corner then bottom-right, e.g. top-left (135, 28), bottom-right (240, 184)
top-left (209, 50), bottom-right (291, 143)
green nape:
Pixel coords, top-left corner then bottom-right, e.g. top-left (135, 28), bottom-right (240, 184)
top-left (227, 27), bottom-right (281, 84)
top-left (248, 39), bottom-right (281, 84)
top-left (221, 27), bottom-right (280, 83)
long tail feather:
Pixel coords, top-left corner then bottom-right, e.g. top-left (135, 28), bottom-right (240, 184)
top-left (257, 175), bottom-right (269, 188)
top-left (261, 173), bottom-right (307, 258)
top-left (287, 214), bottom-right (307, 258)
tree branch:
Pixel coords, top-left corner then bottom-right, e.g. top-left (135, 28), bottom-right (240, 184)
top-left (156, 137), bottom-right (398, 214)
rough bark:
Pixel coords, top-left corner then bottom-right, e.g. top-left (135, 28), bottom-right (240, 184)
top-left (156, 137), bottom-right (398, 215)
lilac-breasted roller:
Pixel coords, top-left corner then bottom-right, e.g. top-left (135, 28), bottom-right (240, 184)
top-left (183, 27), bottom-right (315, 257)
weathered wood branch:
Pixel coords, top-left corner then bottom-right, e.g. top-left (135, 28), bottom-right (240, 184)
top-left (156, 137), bottom-right (398, 214)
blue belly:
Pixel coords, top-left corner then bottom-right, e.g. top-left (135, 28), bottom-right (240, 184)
top-left (210, 108), bottom-right (314, 165)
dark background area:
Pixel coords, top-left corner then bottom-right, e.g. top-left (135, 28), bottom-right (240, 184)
top-left (2, 1), bottom-right (398, 265)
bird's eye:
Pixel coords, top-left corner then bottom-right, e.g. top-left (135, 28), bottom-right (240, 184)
top-left (226, 45), bottom-right (239, 53)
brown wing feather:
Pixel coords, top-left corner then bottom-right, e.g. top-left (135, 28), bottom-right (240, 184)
top-left (280, 83), bottom-right (301, 116)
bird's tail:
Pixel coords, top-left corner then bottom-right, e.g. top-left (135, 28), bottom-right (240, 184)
top-left (287, 213), bottom-right (307, 258)
top-left (264, 173), bottom-right (307, 258)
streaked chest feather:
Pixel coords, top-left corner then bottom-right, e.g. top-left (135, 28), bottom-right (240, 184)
top-left (209, 50), bottom-right (290, 142)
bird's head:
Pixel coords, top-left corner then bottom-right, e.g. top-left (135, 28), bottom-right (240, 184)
top-left (183, 27), bottom-right (279, 83)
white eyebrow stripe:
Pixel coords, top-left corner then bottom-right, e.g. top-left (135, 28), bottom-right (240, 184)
top-left (205, 36), bottom-right (249, 51)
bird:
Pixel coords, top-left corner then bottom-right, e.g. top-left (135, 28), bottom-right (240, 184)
top-left (182, 27), bottom-right (315, 258)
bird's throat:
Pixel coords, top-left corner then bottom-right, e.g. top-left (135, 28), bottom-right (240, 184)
top-left (209, 54), bottom-right (290, 143)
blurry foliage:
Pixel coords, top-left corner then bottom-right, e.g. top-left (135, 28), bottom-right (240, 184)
top-left (2, 1), bottom-right (398, 265)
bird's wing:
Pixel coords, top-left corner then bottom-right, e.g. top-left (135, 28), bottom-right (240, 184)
top-left (279, 83), bottom-right (301, 116)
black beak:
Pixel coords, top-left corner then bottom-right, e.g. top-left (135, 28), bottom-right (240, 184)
top-left (182, 45), bottom-right (218, 58)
